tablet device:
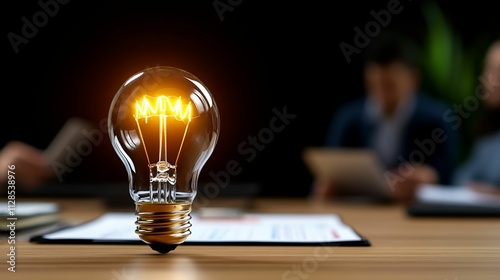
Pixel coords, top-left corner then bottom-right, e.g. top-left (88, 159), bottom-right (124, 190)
top-left (302, 147), bottom-right (391, 199)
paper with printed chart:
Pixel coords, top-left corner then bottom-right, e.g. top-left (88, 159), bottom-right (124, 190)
top-left (30, 212), bottom-right (371, 246)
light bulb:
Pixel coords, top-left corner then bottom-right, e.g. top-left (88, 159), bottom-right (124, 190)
top-left (108, 66), bottom-right (220, 254)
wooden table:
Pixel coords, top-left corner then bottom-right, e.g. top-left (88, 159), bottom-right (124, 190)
top-left (2, 197), bottom-right (499, 280)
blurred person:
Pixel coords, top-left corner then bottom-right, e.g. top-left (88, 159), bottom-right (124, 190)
top-left (452, 37), bottom-right (500, 195)
top-left (311, 32), bottom-right (459, 203)
top-left (0, 117), bottom-right (92, 190)
top-left (0, 117), bottom-right (126, 192)
top-left (0, 140), bottom-right (55, 189)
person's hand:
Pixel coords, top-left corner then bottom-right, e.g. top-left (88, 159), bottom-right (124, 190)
top-left (468, 182), bottom-right (500, 196)
top-left (389, 164), bottom-right (438, 203)
top-left (0, 141), bottom-right (54, 189)
top-left (310, 180), bottom-right (337, 201)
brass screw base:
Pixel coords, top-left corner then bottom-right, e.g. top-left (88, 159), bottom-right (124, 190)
top-left (135, 202), bottom-right (192, 253)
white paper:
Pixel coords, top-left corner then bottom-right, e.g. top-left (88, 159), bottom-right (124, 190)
top-left (41, 212), bottom-right (364, 243)
top-left (0, 202), bottom-right (59, 216)
top-left (416, 184), bottom-right (500, 207)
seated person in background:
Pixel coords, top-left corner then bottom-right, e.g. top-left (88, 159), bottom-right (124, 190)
top-left (311, 32), bottom-right (459, 203)
top-left (452, 38), bottom-right (500, 195)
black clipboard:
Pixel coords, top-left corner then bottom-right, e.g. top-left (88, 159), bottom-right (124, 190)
top-left (408, 184), bottom-right (500, 217)
top-left (30, 212), bottom-right (371, 246)
top-left (407, 202), bottom-right (500, 217)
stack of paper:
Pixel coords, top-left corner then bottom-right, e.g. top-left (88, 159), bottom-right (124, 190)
top-left (0, 202), bottom-right (60, 231)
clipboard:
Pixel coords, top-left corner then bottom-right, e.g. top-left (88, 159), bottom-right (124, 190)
top-left (407, 184), bottom-right (500, 217)
top-left (30, 212), bottom-right (371, 246)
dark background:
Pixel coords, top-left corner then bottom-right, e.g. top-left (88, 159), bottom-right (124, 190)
top-left (3, 0), bottom-right (500, 198)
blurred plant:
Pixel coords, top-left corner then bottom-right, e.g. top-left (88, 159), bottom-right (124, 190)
top-left (420, 0), bottom-right (487, 103)
top-left (419, 0), bottom-right (492, 159)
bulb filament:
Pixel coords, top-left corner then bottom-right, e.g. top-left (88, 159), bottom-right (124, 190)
top-left (134, 95), bottom-right (192, 203)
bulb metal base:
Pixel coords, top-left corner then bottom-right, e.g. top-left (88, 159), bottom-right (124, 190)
top-left (135, 202), bottom-right (192, 253)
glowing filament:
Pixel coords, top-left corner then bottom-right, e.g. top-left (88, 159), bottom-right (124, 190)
top-left (133, 95), bottom-right (192, 166)
top-left (134, 95), bottom-right (192, 121)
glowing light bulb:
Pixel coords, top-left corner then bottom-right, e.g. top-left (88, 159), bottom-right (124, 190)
top-left (108, 66), bottom-right (220, 254)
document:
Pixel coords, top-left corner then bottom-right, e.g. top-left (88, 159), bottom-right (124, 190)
top-left (0, 201), bottom-right (60, 231)
top-left (30, 212), bottom-right (370, 246)
top-left (415, 184), bottom-right (500, 206)
top-left (407, 184), bottom-right (500, 217)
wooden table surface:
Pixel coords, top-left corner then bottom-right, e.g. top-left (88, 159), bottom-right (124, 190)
top-left (2, 197), bottom-right (499, 280)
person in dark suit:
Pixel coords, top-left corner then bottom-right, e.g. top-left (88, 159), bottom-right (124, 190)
top-left (312, 33), bottom-right (459, 203)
